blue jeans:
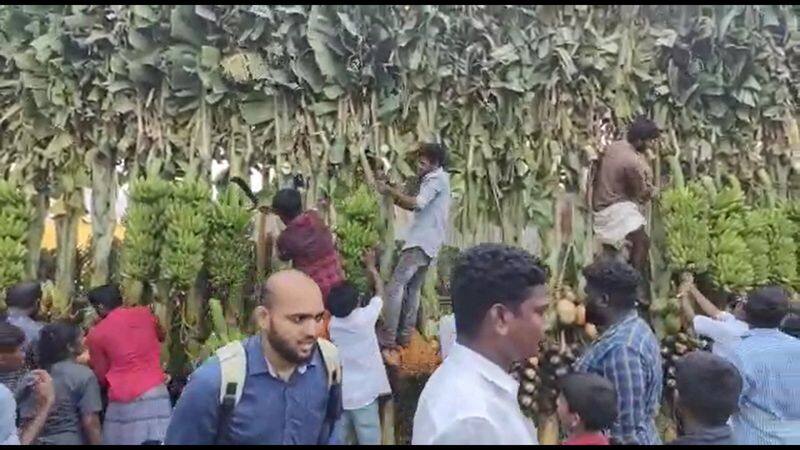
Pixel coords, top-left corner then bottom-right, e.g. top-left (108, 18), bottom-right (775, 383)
top-left (381, 247), bottom-right (431, 347)
top-left (336, 400), bottom-right (381, 445)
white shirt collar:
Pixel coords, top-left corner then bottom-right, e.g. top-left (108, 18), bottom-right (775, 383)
top-left (449, 343), bottom-right (518, 396)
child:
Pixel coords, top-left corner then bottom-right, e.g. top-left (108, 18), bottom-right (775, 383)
top-left (21, 322), bottom-right (103, 445)
top-left (557, 373), bottom-right (617, 445)
top-left (327, 249), bottom-right (392, 445)
top-left (669, 351), bottom-right (742, 445)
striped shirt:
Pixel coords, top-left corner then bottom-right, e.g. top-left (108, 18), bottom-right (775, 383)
top-left (575, 312), bottom-right (662, 445)
top-left (726, 328), bottom-right (800, 445)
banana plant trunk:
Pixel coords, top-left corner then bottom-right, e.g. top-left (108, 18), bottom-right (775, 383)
top-left (90, 146), bottom-right (117, 287)
top-left (53, 191), bottom-right (82, 319)
top-left (26, 189), bottom-right (48, 280)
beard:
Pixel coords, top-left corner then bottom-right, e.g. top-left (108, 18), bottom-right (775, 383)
top-left (265, 325), bottom-right (315, 366)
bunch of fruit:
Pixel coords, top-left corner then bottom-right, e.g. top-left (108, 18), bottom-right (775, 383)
top-left (515, 335), bottom-right (583, 418)
top-left (0, 180), bottom-right (33, 306)
top-left (334, 184), bottom-right (382, 293)
top-left (38, 280), bottom-right (73, 322)
top-left (552, 286), bottom-right (597, 340)
top-left (660, 182), bottom-right (711, 273)
top-left (660, 332), bottom-right (710, 392)
top-left (160, 178), bottom-right (212, 289)
top-left (120, 174), bottom-right (172, 304)
top-left (650, 296), bottom-right (684, 335)
top-left (707, 180), bottom-right (755, 293)
top-left (207, 186), bottom-right (253, 327)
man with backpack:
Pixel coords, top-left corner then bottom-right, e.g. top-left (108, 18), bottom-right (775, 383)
top-left (164, 270), bottom-right (343, 444)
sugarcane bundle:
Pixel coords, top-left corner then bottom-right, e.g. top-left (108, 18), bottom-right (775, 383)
top-left (0, 180), bottom-right (33, 307)
top-left (120, 175), bottom-right (172, 304)
top-left (207, 186), bottom-right (253, 327)
top-left (334, 184), bottom-right (382, 293)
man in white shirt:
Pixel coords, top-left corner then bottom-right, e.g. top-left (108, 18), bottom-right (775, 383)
top-left (412, 244), bottom-right (549, 445)
top-left (437, 314), bottom-right (456, 360)
top-left (328, 250), bottom-right (392, 445)
top-left (679, 275), bottom-right (748, 360)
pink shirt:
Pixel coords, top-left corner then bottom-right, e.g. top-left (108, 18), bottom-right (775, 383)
top-left (86, 306), bottom-right (166, 403)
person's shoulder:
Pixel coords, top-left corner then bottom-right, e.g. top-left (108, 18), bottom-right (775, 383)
top-left (59, 360), bottom-right (98, 383)
top-left (187, 355), bottom-right (223, 390)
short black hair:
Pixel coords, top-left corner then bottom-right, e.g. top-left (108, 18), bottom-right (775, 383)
top-left (675, 351), bottom-right (742, 426)
top-left (0, 322), bottom-right (25, 352)
top-left (559, 373), bottom-right (618, 432)
top-left (582, 260), bottom-right (641, 309)
top-left (626, 116), bottom-right (660, 143)
top-left (327, 282), bottom-right (360, 318)
top-left (418, 142), bottom-right (447, 168)
top-left (781, 313), bottom-right (800, 339)
top-left (272, 188), bottom-right (302, 219)
top-left (451, 243), bottom-right (548, 339)
top-left (38, 321), bottom-right (81, 370)
top-left (744, 285), bottom-right (789, 329)
top-left (6, 281), bottom-right (42, 311)
top-left (87, 284), bottom-right (123, 311)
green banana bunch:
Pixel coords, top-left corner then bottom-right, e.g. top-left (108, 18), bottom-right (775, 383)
top-left (0, 180), bottom-right (32, 301)
top-left (660, 182), bottom-right (711, 273)
top-left (207, 187), bottom-right (252, 326)
top-left (762, 207), bottom-right (798, 287)
top-left (334, 185), bottom-right (383, 293)
top-left (160, 180), bottom-right (211, 289)
top-left (743, 210), bottom-right (771, 286)
top-left (120, 175), bottom-right (172, 290)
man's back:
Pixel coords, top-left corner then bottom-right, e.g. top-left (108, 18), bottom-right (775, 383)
top-left (403, 167), bottom-right (451, 259)
top-left (412, 343), bottom-right (537, 445)
top-left (592, 140), bottom-right (652, 212)
top-left (576, 313), bottom-right (662, 445)
top-left (277, 210), bottom-right (344, 298)
top-left (728, 329), bottom-right (800, 444)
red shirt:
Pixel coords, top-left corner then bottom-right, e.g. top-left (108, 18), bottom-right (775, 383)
top-left (563, 433), bottom-right (610, 446)
top-left (277, 210), bottom-right (345, 300)
top-left (85, 306), bottom-right (166, 403)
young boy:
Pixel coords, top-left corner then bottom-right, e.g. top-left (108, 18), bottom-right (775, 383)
top-left (557, 373), bottom-right (618, 446)
top-left (670, 351), bottom-right (742, 445)
top-left (327, 249), bottom-right (392, 445)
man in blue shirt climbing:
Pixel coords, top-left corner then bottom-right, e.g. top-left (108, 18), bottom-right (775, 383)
top-left (165, 270), bottom-right (343, 445)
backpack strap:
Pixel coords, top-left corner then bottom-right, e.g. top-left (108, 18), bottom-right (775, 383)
top-left (316, 338), bottom-right (341, 388)
top-left (215, 341), bottom-right (247, 444)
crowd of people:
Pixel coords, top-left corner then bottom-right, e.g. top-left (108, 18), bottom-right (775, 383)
top-left (1, 134), bottom-right (799, 446)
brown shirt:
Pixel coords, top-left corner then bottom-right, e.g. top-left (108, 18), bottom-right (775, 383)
top-left (592, 140), bottom-right (654, 212)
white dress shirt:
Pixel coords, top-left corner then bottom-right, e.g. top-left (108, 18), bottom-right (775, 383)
top-left (329, 296), bottom-right (392, 410)
top-left (412, 343), bottom-right (538, 445)
top-left (693, 312), bottom-right (749, 361)
top-left (438, 314), bottom-right (456, 360)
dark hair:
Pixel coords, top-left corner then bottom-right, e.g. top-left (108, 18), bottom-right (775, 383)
top-left (582, 260), bottom-right (641, 309)
top-left (626, 116), bottom-right (660, 143)
top-left (272, 188), bottom-right (302, 220)
top-left (0, 322), bottom-right (25, 352)
top-left (744, 285), bottom-right (789, 329)
top-left (559, 373), bottom-right (618, 432)
top-left (418, 142), bottom-right (447, 168)
top-left (675, 351), bottom-right (743, 426)
top-left (87, 283), bottom-right (123, 312)
top-left (38, 322), bottom-right (81, 370)
top-left (781, 313), bottom-right (800, 339)
top-left (451, 243), bottom-right (548, 339)
top-left (327, 282), bottom-right (360, 318)
top-left (6, 281), bottom-right (42, 311)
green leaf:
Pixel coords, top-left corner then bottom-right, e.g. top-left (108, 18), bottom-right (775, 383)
top-left (239, 100), bottom-right (275, 126)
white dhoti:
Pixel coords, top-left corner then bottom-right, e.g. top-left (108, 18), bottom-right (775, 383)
top-left (593, 201), bottom-right (646, 250)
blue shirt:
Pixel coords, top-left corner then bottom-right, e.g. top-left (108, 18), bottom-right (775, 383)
top-left (403, 167), bottom-right (450, 259)
top-left (164, 335), bottom-right (342, 445)
top-left (575, 312), bottom-right (662, 445)
top-left (727, 328), bottom-right (800, 445)
top-left (6, 310), bottom-right (43, 351)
